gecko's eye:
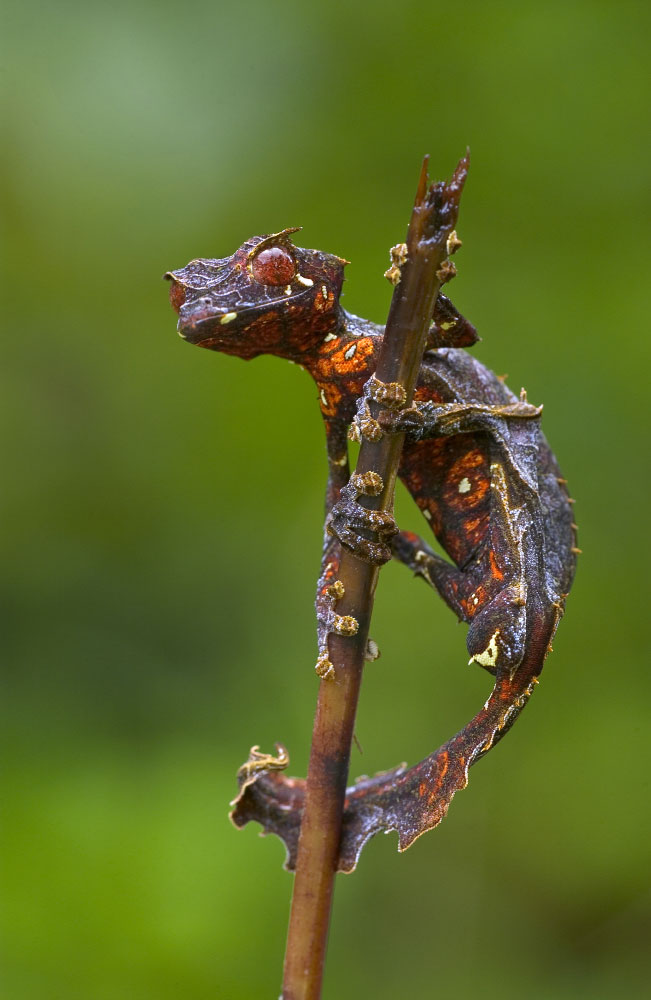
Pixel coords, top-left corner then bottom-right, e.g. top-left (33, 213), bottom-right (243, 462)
top-left (251, 246), bottom-right (296, 286)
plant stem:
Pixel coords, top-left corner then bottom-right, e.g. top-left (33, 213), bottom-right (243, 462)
top-left (281, 153), bottom-right (469, 1000)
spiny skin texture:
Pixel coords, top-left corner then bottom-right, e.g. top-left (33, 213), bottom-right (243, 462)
top-left (166, 231), bottom-right (577, 870)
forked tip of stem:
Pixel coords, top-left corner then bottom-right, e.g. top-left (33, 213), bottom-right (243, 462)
top-left (409, 150), bottom-right (470, 246)
top-left (415, 154), bottom-right (430, 205)
top-left (446, 148), bottom-right (470, 205)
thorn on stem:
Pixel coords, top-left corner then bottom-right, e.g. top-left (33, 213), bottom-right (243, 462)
top-left (365, 638), bottom-right (381, 662)
top-left (436, 260), bottom-right (457, 283)
top-left (446, 230), bottom-right (462, 255)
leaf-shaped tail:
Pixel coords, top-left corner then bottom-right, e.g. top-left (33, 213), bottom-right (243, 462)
top-left (230, 608), bottom-right (555, 873)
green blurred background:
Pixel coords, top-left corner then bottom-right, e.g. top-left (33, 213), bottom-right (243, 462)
top-left (2, 1), bottom-right (650, 997)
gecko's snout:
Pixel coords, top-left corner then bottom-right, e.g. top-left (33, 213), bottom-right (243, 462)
top-left (163, 271), bottom-right (187, 314)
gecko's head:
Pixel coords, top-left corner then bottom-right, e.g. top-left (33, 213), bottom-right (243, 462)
top-left (164, 229), bottom-right (348, 361)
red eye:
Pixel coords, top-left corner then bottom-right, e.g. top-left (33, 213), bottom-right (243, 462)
top-left (251, 246), bottom-right (296, 286)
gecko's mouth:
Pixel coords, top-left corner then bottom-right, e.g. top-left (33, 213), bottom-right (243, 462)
top-left (177, 298), bottom-right (237, 335)
top-left (177, 287), bottom-right (314, 342)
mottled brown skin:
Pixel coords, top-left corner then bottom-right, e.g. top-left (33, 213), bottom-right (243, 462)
top-left (166, 230), bottom-right (577, 869)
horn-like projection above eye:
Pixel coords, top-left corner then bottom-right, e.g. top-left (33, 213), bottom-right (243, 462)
top-left (251, 246), bottom-right (296, 286)
top-left (168, 281), bottom-right (186, 313)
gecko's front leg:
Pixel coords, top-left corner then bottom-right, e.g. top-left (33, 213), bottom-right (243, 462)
top-left (326, 471), bottom-right (399, 565)
top-left (315, 419), bottom-right (388, 680)
top-left (324, 374), bottom-right (412, 567)
top-left (314, 421), bottom-right (375, 681)
top-left (315, 471), bottom-right (395, 681)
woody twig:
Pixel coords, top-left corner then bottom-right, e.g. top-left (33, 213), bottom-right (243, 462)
top-left (281, 152), bottom-right (469, 1000)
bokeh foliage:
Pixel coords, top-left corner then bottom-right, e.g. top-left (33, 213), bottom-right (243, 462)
top-left (2, 1), bottom-right (650, 997)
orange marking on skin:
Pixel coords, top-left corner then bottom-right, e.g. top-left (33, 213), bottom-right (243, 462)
top-left (331, 337), bottom-right (375, 376)
top-left (442, 448), bottom-right (490, 512)
top-left (316, 380), bottom-right (344, 418)
top-left (461, 583), bottom-right (488, 617)
top-left (489, 549), bottom-right (504, 581)
top-left (313, 339), bottom-right (375, 398)
top-left (419, 781), bottom-right (427, 798)
top-left (414, 385), bottom-right (446, 405)
top-left (314, 288), bottom-right (333, 312)
top-left (427, 753), bottom-right (449, 804)
top-left (454, 448), bottom-right (485, 472)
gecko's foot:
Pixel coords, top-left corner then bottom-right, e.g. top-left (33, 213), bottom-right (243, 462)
top-left (327, 471), bottom-right (398, 565)
top-left (377, 404), bottom-right (426, 438)
top-left (327, 505), bottom-right (398, 564)
top-left (379, 398), bottom-right (542, 442)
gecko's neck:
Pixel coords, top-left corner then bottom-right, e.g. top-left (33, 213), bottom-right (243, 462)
top-left (296, 308), bottom-right (383, 374)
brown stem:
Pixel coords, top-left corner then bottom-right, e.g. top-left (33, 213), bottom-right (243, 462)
top-left (281, 153), bottom-right (469, 1000)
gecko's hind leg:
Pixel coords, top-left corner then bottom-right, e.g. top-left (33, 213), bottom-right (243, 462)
top-left (391, 530), bottom-right (471, 622)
